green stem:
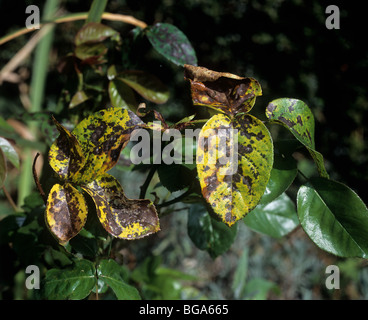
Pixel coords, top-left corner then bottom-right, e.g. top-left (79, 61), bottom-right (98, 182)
top-left (86, 0), bottom-right (108, 24)
top-left (17, 0), bottom-right (59, 207)
top-left (157, 188), bottom-right (193, 209)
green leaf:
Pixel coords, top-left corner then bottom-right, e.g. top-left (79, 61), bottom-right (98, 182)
top-left (97, 259), bottom-right (141, 300)
top-left (45, 183), bottom-right (88, 245)
top-left (265, 98), bottom-right (328, 178)
top-left (146, 23), bottom-right (197, 66)
top-left (244, 193), bottom-right (299, 238)
top-left (0, 148), bottom-right (6, 188)
top-left (184, 64), bottom-right (262, 115)
top-left (297, 177), bottom-right (368, 258)
top-left (157, 164), bottom-right (195, 192)
top-left (74, 43), bottom-right (107, 62)
top-left (196, 113), bottom-right (273, 226)
top-left (42, 259), bottom-right (96, 300)
top-left (117, 71), bottom-right (169, 104)
top-left (108, 79), bottom-right (137, 111)
top-left (187, 203), bottom-right (237, 258)
top-left (242, 278), bottom-right (280, 300)
top-left (69, 90), bottom-right (90, 109)
top-left (83, 173), bottom-right (160, 240)
top-left (75, 22), bottom-right (118, 46)
top-left (231, 248), bottom-right (249, 299)
top-left (259, 140), bottom-right (298, 205)
top-left (0, 136), bottom-right (20, 169)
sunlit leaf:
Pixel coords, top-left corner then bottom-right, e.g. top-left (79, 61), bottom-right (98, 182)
top-left (42, 259), bottom-right (96, 300)
top-left (146, 23), bottom-right (197, 66)
top-left (117, 71), bottom-right (169, 104)
top-left (244, 193), bottom-right (299, 238)
top-left (71, 107), bottom-right (143, 183)
top-left (184, 64), bottom-right (262, 115)
top-left (75, 22), bottom-right (119, 46)
top-left (196, 113), bottom-right (273, 226)
top-left (297, 177), bottom-right (368, 258)
top-left (48, 117), bottom-right (86, 180)
top-left (83, 173), bottom-right (160, 240)
top-left (45, 183), bottom-right (88, 245)
top-left (0, 136), bottom-right (20, 169)
top-left (69, 90), bottom-right (90, 109)
top-left (265, 98), bottom-right (328, 178)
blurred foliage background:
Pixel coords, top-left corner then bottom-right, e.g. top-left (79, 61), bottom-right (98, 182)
top-left (0, 0), bottom-right (367, 299)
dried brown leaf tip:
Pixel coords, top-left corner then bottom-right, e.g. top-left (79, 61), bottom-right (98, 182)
top-left (184, 64), bottom-right (262, 116)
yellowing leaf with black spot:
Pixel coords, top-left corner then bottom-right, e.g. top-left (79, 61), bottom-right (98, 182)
top-left (48, 116), bottom-right (86, 180)
top-left (71, 108), bottom-right (143, 183)
top-left (196, 113), bottom-right (273, 226)
top-left (82, 173), bottom-right (160, 240)
top-left (45, 183), bottom-right (88, 245)
top-left (184, 64), bottom-right (262, 116)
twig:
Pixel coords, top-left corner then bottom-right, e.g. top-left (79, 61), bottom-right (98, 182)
top-left (32, 153), bottom-right (47, 204)
top-left (139, 165), bottom-right (157, 199)
top-left (2, 186), bottom-right (18, 211)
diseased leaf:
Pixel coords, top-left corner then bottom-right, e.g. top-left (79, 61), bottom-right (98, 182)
top-left (184, 64), bottom-right (262, 115)
top-left (108, 79), bottom-right (137, 111)
top-left (0, 136), bottom-right (20, 169)
top-left (75, 22), bottom-right (119, 46)
top-left (117, 71), bottom-right (169, 104)
top-left (71, 107), bottom-right (143, 183)
top-left (97, 259), bottom-right (141, 300)
top-left (45, 183), bottom-right (88, 245)
top-left (196, 113), bottom-right (273, 226)
top-left (83, 173), bottom-right (160, 240)
top-left (297, 177), bottom-right (368, 258)
top-left (42, 259), bottom-right (96, 300)
top-left (48, 117), bottom-right (86, 181)
top-left (146, 23), bottom-right (197, 66)
top-left (265, 98), bottom-right (328, 178)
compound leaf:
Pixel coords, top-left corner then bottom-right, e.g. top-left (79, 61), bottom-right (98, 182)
top-left (196, 113), bottom-right (273, 226)
top-left (45, 183), bottom-right (88, 245)
top-left (184, 64), bottom-right (262, 115)
top-left (42, 259), bottom-right (96, 300)
top-left (297, 177), bottom-right (368, 258)
top-left (83, 173), bottom-right (160, 240)
top-left (146, 23), bottom-right (197, 66)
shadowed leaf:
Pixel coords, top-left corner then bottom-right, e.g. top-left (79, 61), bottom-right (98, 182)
top-left (184, 64), bottom-right (262, 115)
top-left (83, 173), bottom-right (160, 240)
top-left (45, 183), bottom-right (88, 245)
top-left (75, 22), bottom-right (119, 46)
top-left (108, 79), bottom-right (137, 111)
top-left (146, 23), bottom-right (197, 66)
top-left (196, 113), bottom-right (273, 226)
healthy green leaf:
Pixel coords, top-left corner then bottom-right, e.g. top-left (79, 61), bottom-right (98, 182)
top-left (297, 177), bottom-right (368, 258)
top-left (108, 79), bottom-right (137, 111)
top-left (187, 203), bottom-right (237, 258)
top-left (0, 136), bottom-right (20, 169)
top-left (69, 90), bottom-right (90, 109)
top-left (146, 23), bottom-right (197, 66)
top-left (259, 140), bottom-right (298, 205)
top-left (117, 71), bottom-right (169, 104)
top-left (97, 259), bottom-right (141, 300)
top-left (75, 22), bottom-right (119, 46)
top-left (244, 193), bottom-right (299, 238)
top-left (196, 113), bottom-right (273, 226)
top-left (42, 259), bottom-right (96, 300)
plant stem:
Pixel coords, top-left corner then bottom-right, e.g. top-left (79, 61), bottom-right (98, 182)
top-left (86, 0), bottom-right (108, 24)
top-left (17, 0), bottom-right (58, 207)
top-left (2, 186), bottom-right (18, 211)
top-left (157, 188), bottom-right (193, 209)
top-left (139, 165), bottom-right (157, 199)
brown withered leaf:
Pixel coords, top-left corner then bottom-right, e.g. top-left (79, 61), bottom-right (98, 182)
top-left (184, 64), bottom-right (262, 115)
